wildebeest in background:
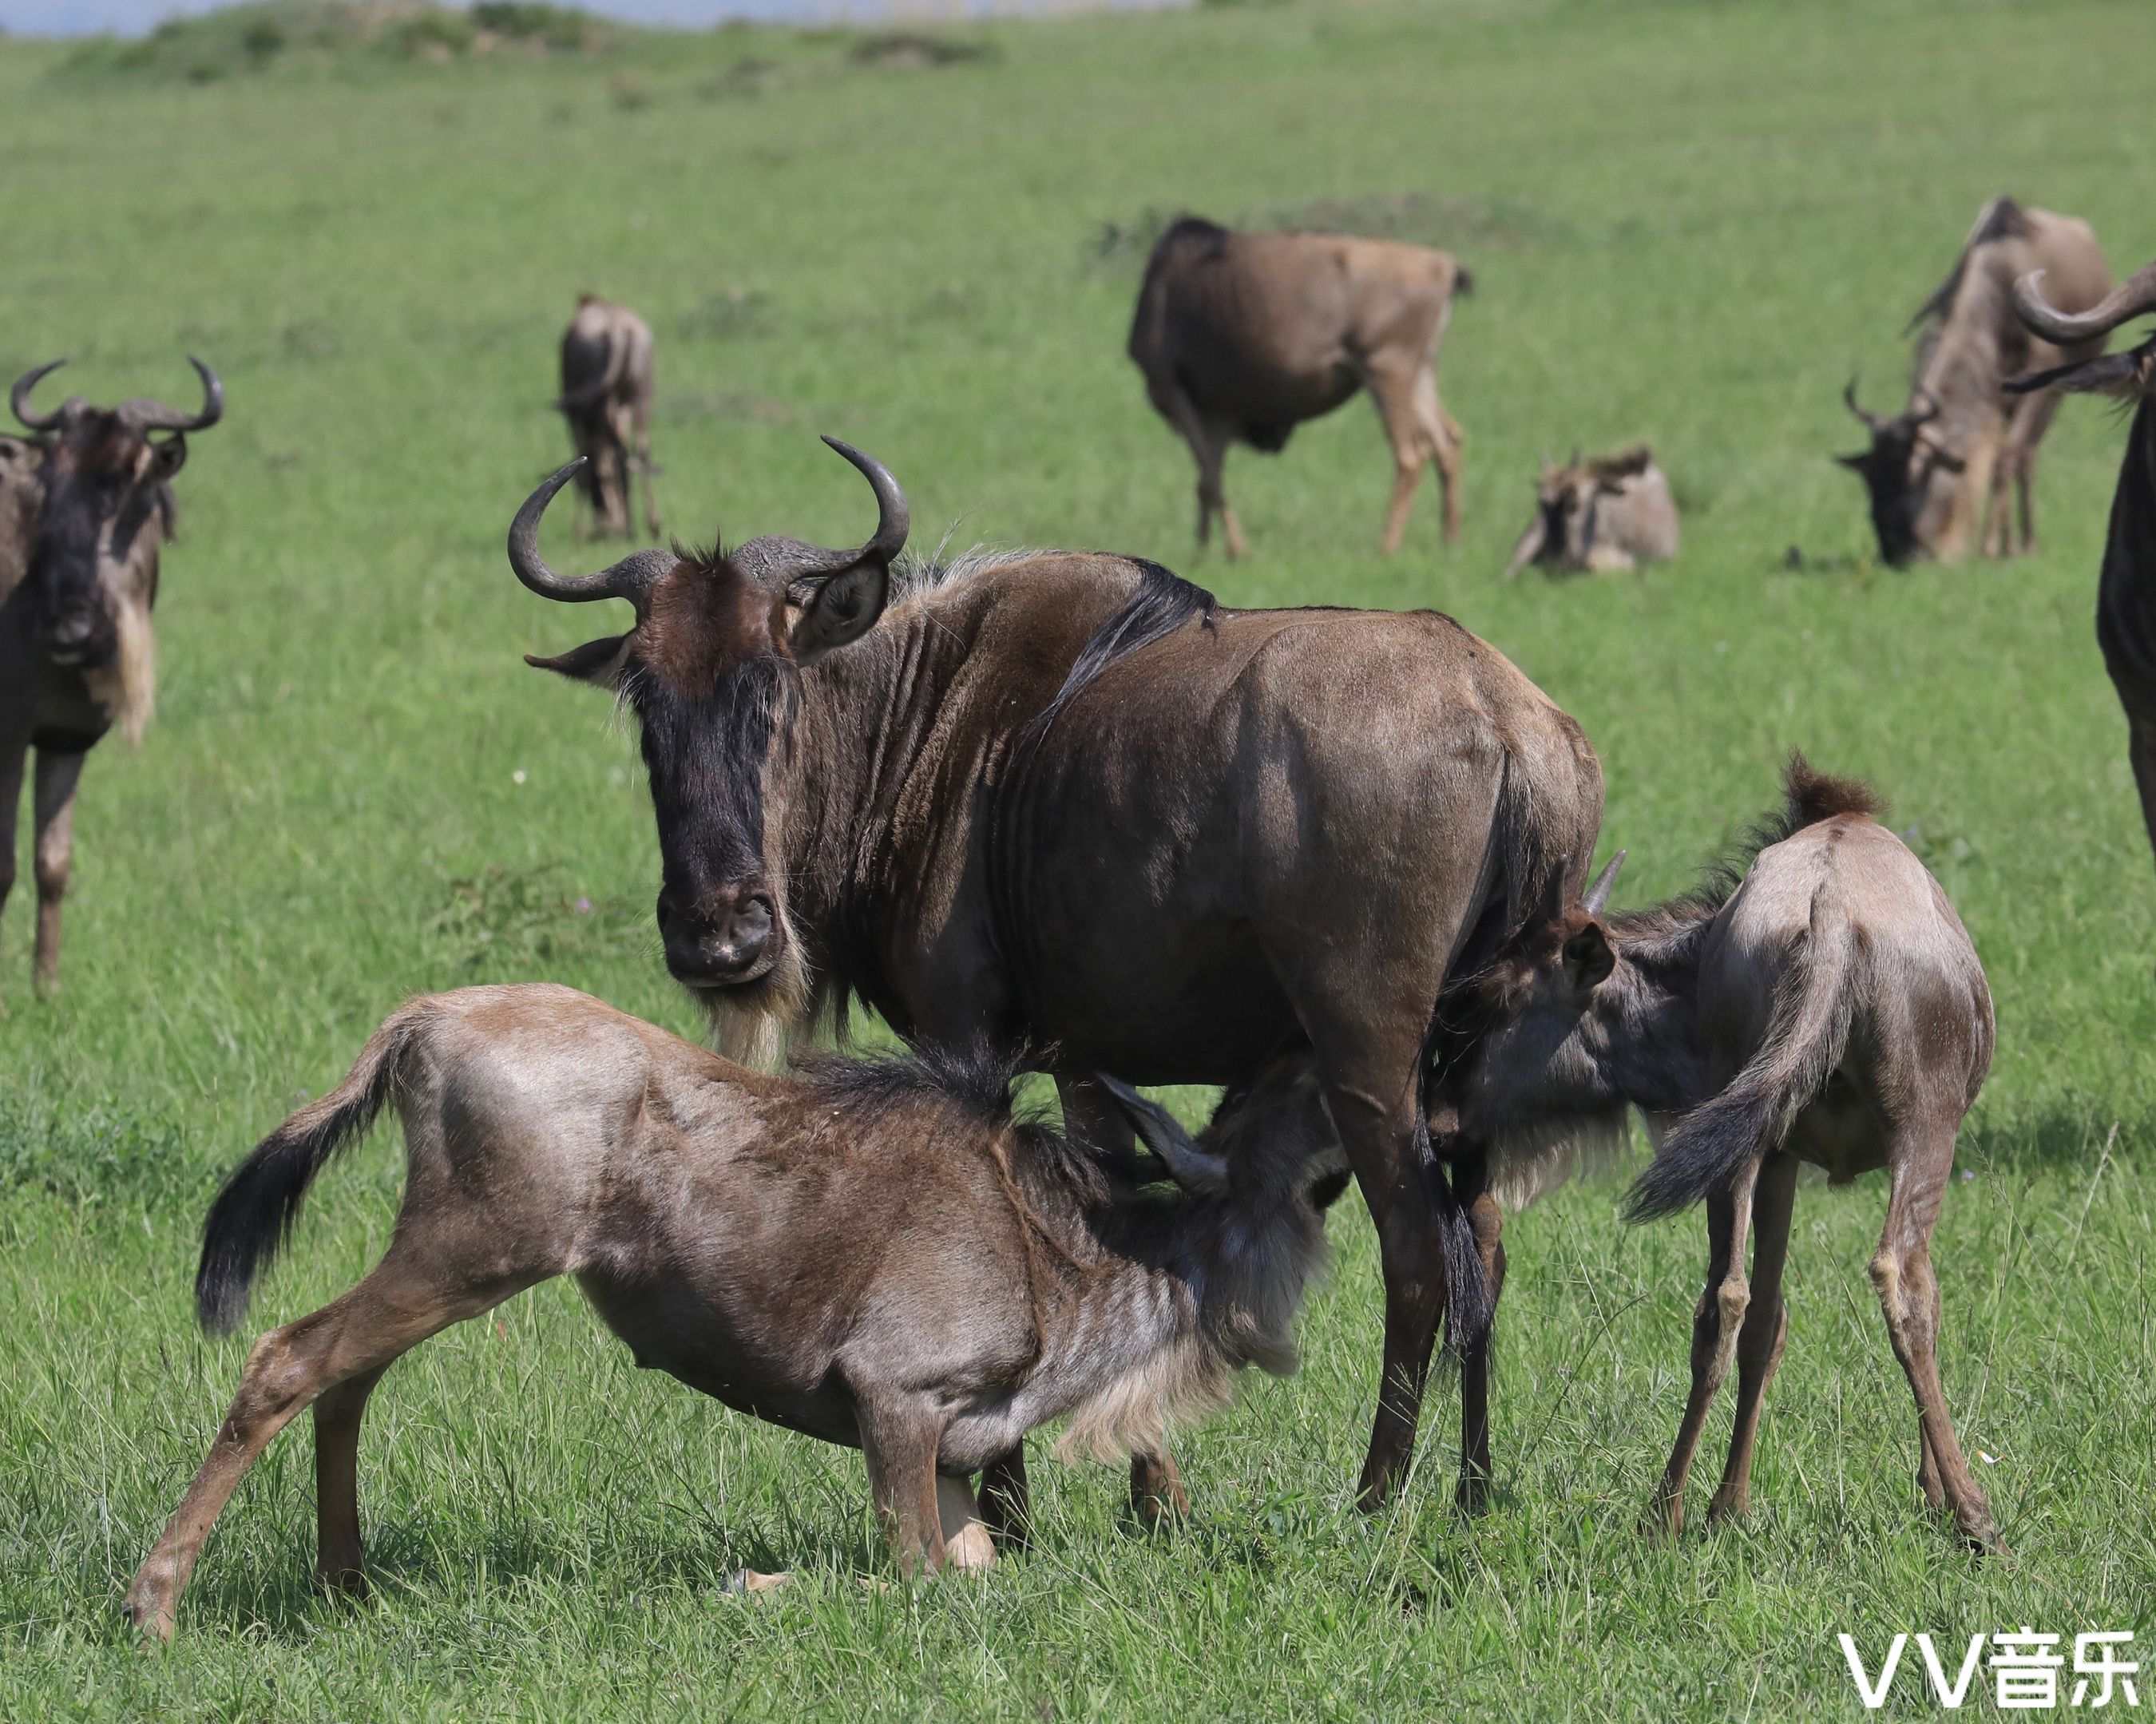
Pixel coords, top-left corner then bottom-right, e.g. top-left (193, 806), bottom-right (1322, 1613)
top-left (1128, 218), bottom-right (1472, 557)
top-left (122, 985), bottom-right (1349, 1639)
top-left (1840, 196), bottom-right (2109, 565)
top-left (1500, 444), bottom-right (1679, 579)
top-left (507, 438), bottom-right (1605, 1518)
top-left (0, 357), bottom-right (223, 1006)
top-left (558, 294), bottom-right (660, 540)
top-left (2010, 259), bottom-right (2156, 878)
top-left (1433, 759), bottom-right (2001, 1549)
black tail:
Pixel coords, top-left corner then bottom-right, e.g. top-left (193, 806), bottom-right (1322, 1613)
top-left (1453, 263), bottom-right (1475, 298)
top-left (1416, 1102), bottom-right (1492, 1358)
top-left (194, 1005), bottom-right (421, 1336)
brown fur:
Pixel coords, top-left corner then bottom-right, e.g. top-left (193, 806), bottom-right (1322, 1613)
top-left (559, 296), bottom-right (661, 540)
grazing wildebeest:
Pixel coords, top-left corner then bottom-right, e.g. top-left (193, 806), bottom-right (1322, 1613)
top-left (1500, 445), bottom-right (1679, 579)
top-left (507, 438), bottom-right (1604, 1516)
top-left (0, 357), bottom-right (223, 1007)
top-left (121, 985), bottom-right (1349, 1639)
top-left (1840, 196), bottom-right (2109, 565)
top-left (1435, 758), bottom-right (2000, 1548)
top-left (2009, 260), bottom-right (2156, 877)
top-left (558, 295), bottom-right (660, 540)
top-left (1128, 218), bottom-right (1472, 557)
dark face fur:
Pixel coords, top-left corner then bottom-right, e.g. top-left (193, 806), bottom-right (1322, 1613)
top-left (20, 416), bottom-right (183, 669)
top-left (1838, 422), bottom-right (1957, 568)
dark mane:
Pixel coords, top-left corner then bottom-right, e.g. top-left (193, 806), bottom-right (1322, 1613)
top-left (1148, 215), bottom-right (1234, 265)
top-left (1014, 557), bottom-right (1217, 758)
top-left (1906, 194), bottom-right (2031, 334)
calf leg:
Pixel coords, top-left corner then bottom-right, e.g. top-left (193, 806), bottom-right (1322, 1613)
top-left (124, 1257), bottom-right (533, 1640)
top-left (31, 747), bottom-right (86, 999)
top-left (313, 1364), bottom-right (390, 1594)
top-left (1707, 1151), bottom-right (1800, 1523)
top-left (0, 739), bottom-right (23, 1013)
top-left (1647, 1161), bottom-right (1757, 1536)
top-left (1869, 1130), bottom-right (2000, 1551)
top-left (1363, 363), bottom-right (1429, 556)
top-left (1415, 368), bottom-right (1464, 546)
top-left (1455, 1162), bottom-right (1506, 1513)
top-left (858, 1401), bottom-right (951, 1577)
top-left (936, 1476), bottom-right (997, 1571)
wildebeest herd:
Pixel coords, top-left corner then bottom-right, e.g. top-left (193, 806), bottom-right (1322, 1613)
top-left (2, 193), bottom-right (2150, 1637)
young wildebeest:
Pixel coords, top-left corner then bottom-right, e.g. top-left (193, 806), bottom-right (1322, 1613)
top-left (122, 985), bottom-right (1347, 1640)
top-left (1437, 759), bottom-right (2000, 1548)
top-left (0, 357), bottom-right (223, 1006)
top-left (1841, 196), bottom-right (2109, 565)
top-left (2010, 259), bottom-right (2156, 878)
top-left (1500, 445), bottom-right (1679, 579)
top-left (1128, 217), bottom-right (1472, 557)
top-left (508, 438), bottom-right (1604, 1520)
top-left (558, 294), bottom-right (660, 540)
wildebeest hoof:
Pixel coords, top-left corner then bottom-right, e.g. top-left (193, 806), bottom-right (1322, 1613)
top-left (121, 1593), bottom-right (175, 1645)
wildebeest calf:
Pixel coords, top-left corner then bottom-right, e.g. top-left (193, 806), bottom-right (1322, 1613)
top-left (1437, 759), bottom-right (2000, 1549)
top-left (1500, 445), bottom-right (1678, 578)
top-left (123, 985), bottom-right (1346, 1639)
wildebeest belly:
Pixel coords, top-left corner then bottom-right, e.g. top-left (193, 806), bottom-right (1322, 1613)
top-left (576, 1269), bottom-right (863, 1449)
top-left (1784, 1068), bottom-right (1892, 1184)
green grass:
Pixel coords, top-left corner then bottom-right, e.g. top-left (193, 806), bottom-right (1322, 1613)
top-left (3, 0), bottom-right (2154, 1715)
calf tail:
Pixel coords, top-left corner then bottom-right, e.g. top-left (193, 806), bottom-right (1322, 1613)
top-left (1625, 920), bottom-right (1856, 1222)
top-left (195, 1003), bottom-right (426, 1336)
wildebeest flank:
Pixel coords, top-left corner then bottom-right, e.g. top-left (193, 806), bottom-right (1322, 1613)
top-left (508, 438), bottom-right (1605, 1516)
top-left (122, 985), bottom-right (1348, 1639)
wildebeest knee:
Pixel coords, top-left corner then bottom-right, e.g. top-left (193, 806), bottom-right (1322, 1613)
top-left (32, 848), bottom-right (67, 902)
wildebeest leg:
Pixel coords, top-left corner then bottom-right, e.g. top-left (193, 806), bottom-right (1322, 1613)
top-left (1868, 1127), bottom-right (2000, 1552)
top-left (635, 411), bottom-right (664, 539)
top-left (31, 747), bottom-right (86, 999)
top-left (858, 1400), bottom-right (951, 1577)
top-left (936, 1475), bottom-right (997, 1571)
top-left (1413, 367), bottom-right (1463, 546)
top-left (1646, 1163), bottom-right (1756, 1536)
top-left (0, 739), bottom-right (23, 1013)
top-left (2123, 710), bottom-right (2156, 879)
top-left (1706, 1151), bottom-right (1799, 1524)
top-left (1160, 386), bottom-right (1244, 557)
top-left (313, 1364), bottom-right (390, 1595)
top-left (1455, 1157), bottom-right (1505, 1513)
top-left (2007, 390), bottom-right (2057, 554)
top-left (974, 1444), bottom-right (1029, 1544)
top-left (1361, 359), bottom-right (1432, 555)
top-left (1056, 1071), bottom-right (1187, 1524)
top-left (123, 1256), bottom-right (533, 1641)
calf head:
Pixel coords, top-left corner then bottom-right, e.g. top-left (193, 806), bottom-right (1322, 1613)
top-left (511, 437), bottom-right (908, 1034)
top-left (1837, 377), bottom-right (1964, 567)
top-left (2009, 261), bottom-right (2156, 402)
top-left (6, 359), bottom-right (221, 721)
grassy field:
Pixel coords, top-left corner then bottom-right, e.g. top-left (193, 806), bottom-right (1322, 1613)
top-left (3, 0), bottom-right (2154, 1715)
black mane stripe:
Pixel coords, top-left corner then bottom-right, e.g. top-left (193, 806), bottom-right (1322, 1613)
top-left (1014, 557), bottom-right (1218, 762)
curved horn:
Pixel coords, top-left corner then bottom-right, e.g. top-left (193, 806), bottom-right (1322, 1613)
top-left (117, 355), bottom-right (224, 433)
top-left (1842, 376), bottom-right (1886, 434)
top-left (1581, 849), bottom-right (1626, 916)
top-left (10, 359), bottom-right (69, 432)
top-left (1095, 1075), bottom-right (1230, 1195)
top-left (764, 438), bottom-right (912, 582)
top-left (507, 460), bottom-right (675, 607)
top-left (2014, 261), bottom-right (2156, 346)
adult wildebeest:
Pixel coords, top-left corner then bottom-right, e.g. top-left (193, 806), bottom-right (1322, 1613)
top-left (558, 295), bottom-right (660, 540)
top-left (0, 357), bottom-right (223, 1007)
top-left (2010, 260), bottom-right (2156, 878)
top-left (1128, 218), bottom-right (1472, 557)
top-left (122, 985), bottom-right (1349, 1639)
top-left (507, 438), bottom-right (1604, 1516)
top-left (1500, 445), bottom-right (1679, 579)
top-left (1840, 196), bottom-right (2109, 565)
top-left (1435, 758), bottom-right (2000, 1549)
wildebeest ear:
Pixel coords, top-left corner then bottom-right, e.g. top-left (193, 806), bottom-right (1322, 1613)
top-left (1093, 1073), bottom-right (1230, 1195)
top-left (525, 635), bottom-right (629, 684)
top-left (1833, 452), bottom-right (1869, 471)
top-left (1561, 921), bottom-right (1615, 991)
top-left (147, 434), bottom-right (188, 482)
top-left (787, 560), bottom-right (889, 664)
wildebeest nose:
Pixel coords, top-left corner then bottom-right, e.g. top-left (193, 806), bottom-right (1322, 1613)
top-left (660, 893), bottom-right (777, 986)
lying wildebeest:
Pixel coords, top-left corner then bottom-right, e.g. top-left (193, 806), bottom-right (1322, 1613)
top-left (2010, 260), bottom-right (2156, 877)
top-left (0, 357), bottom-right (223, 1006)
top-left (1128, 217), bottom-right (1472, 557)
top-left (1840, 196), bottom-right (2109, 565)
top-left (558, 294), bottom-right (660, 540)
top-left (509, 438), bottom-right (1605, 1518)
top-left (121, 985), bottom-right (1348, 1639)
top-left (1500, 445), bottom-right (1678, 579)
top-left (1436, 758), bottom-right (2000, 1549)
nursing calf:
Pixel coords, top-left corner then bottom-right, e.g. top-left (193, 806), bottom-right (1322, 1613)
top-left (1439, 759), bottom-right (1999, 1548)
top-left (124, 985), bottom-right (1345, 1639)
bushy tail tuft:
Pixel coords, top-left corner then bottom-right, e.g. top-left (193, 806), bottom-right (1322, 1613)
top-left (1453, 262), bottom-right (1475, 298)
top-left (1625, 920), bottom-right (1857, 1222)
top-left (1783, 750), bottom-right (1883, 828)
top-left (194, 1005), bottom-right (422, 1336)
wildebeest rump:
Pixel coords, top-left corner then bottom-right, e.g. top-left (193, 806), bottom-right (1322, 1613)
top-left (122, 985), bottom-right (1348, 1639)
top-left (1500, 445), bottom-right (1679, 579)
top-left (1128, 218), bottom-right (1472, 557)
top-left (2010, 259), bottom-right (2156, 879)
top-left (1840, 196), bottom-right (2109, 565)
top-left (507, 438), bottom-right (1605, 1513)
top-left (0, 357), bottom-right (223, 1005)
top-left (1435, 758), bottom-right (2000, 1548)
top-left (559, 294), bottom-right (660, 540)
